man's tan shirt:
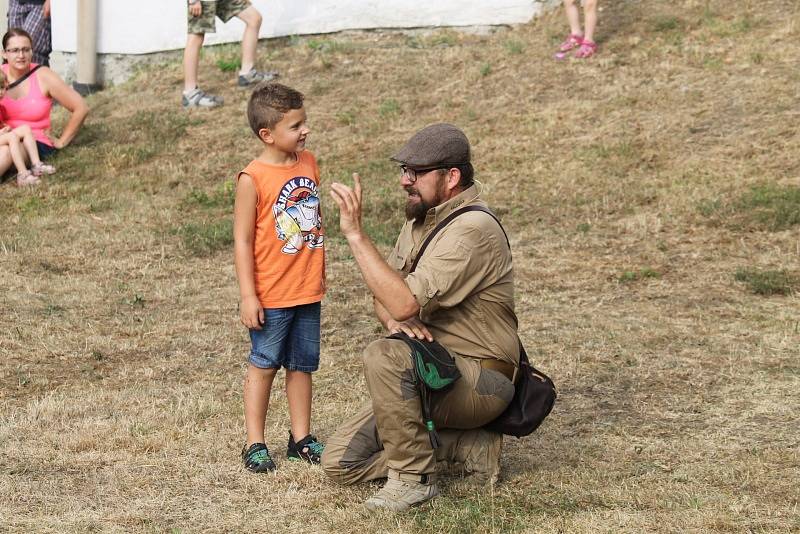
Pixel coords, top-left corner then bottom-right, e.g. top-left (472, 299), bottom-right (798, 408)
top-left (386, 183), bottom-right (519, 365)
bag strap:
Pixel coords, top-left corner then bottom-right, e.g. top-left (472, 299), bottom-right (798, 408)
top-left (409, 205), bottom-right (509, 273)
top-left (7, 65), bottom-right (42, 91)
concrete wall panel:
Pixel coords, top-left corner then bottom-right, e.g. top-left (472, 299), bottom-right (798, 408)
top-left (52, 0), bottom-right (552, 55)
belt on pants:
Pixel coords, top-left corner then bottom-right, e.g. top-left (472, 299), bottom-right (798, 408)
top-left (479, 359), bottom-right (516, 382)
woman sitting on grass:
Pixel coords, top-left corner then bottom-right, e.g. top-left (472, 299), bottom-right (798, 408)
top-left (0, 27), bottom-right (88, 183)
top-left (0, 70), bottom-right (55, 186)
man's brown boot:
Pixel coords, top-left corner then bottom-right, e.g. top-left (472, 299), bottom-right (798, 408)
top-left (439, 428), bottom-right (503, 486)
top-left (365, 475), bottom-right (439, 512)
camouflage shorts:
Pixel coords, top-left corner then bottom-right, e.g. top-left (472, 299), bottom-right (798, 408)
top-left (187, 0), bottom-right (251, 34)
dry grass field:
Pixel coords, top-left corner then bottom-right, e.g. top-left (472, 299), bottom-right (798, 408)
top-left (1, 0), bottom-right (799, 531)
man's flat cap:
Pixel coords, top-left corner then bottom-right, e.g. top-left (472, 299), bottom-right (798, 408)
top-left (390, 123), bottom-right (471, 168)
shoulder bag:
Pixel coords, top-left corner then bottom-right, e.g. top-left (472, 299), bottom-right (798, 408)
top-left (409, 203), bottom-right (557, 437)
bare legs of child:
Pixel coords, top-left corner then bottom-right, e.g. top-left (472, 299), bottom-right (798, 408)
top-left (237, 6), bottom-right (262, 77)
top-left (243, 365), bottom-right (321, 472)
top-left (182, 33), bottom-right (224, 108)
top-left (235, 7), bottom-right (278, 87)
top-left (556, 0), bottom-right (598, 59)
top-left (0, 124), bottom-right (55, 186)
top-left (182, 5), bottom-right (276, 108)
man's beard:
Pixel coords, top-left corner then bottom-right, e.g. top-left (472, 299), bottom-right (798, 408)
top-left (405, 194), bottom-right (432, 221)
top-left (404, 175), bottom-right (446, 222)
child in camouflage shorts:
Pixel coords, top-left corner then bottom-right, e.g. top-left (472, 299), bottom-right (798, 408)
top-left (182, 0), bottom-right (279, 108)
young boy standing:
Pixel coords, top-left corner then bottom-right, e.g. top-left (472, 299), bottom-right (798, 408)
top-left (183, 0), bottom-right (278, 108)
top-left (234, 83), bottom-right (325, 472)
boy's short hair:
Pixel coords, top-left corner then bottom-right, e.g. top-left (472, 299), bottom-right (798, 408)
top-left (248, 83), bottom-right (305, 136)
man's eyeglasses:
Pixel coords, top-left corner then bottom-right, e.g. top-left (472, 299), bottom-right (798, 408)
top-left (5, 47), bottom-right (32, 55)
top-left (399, 165), bottom-right (447, 183)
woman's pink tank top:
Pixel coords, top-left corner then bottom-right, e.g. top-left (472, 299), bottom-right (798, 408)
top-left (0, 63), bottom-right (53, 146)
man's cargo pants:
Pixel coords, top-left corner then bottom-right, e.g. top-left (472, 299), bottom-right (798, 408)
top-left (321, 337), bottom-right (515, 484)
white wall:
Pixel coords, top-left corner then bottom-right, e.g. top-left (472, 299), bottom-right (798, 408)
top-left (52, 0), bottom-right (553, 55)
top-left (0, 0), bottom-right (7, 38)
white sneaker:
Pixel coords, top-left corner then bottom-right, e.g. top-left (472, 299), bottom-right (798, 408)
top-left (182, 88), bottom-right (223, 108)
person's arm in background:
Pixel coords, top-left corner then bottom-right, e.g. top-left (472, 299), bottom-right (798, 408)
top-left (39, 68), bottom-right (89, 149)
top-left (43, 0), bottom-right (51, 18)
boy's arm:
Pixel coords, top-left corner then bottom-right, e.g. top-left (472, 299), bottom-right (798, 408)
top-left (234, 173), bottom-right (264, 330)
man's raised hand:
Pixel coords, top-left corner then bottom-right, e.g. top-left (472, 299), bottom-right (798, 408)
top-left (330, 173), bottom-right (364, 240)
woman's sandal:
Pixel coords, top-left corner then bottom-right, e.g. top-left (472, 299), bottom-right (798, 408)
top-left (16, 170), bottom-right (40, 187)
top-left (555, 33), bottom-right (583, 60)
top-left (32, 162), bottom-right (56, 176)
top-left (574, 40), bottom-right (597, 59)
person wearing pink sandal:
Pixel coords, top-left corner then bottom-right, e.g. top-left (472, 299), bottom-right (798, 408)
top-left (555, 0), bottom-right (599, 59)
top-left (0, 122), bottom-right (55, 186)
top-left (0, 27), bottom-right (88, 183)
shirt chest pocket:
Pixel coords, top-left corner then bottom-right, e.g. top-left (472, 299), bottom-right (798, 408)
top-left (387, 248), bottom-right (409, 272)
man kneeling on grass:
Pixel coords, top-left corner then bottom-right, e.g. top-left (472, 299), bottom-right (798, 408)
top-left (324, 124), bottom-right (519, 511)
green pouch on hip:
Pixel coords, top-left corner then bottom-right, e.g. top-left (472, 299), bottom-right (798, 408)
top-left (388, 332), bottom-right (461, 448)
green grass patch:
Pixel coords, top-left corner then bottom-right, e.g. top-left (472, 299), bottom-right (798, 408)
top-left (16, 195), bottom-right (44, 217)
top-left (378, 98), bottom-right (400, 117)
top-left (505, 40), bottom-right (524, 54)
top-left (427, 31), bottom-right (458, 48)
top-left (84, 110), bottom-right (202, 172)
top-left (651, 15), bottom-right (682, 32)
top-left (307, 38), bottom-right (353, 53)
top-left (734, 267), bottom-right (796, 296)
top-left (216, 57), bottom-right (241, 72)
top-left (411, 495), bottom-right (531, 533)
top-left (181, 181), bottom-right (236, 211)
top-left (177, 219), bottom-right (233, 256)
top-left (700, 184), bottom-right (800, 231)
top-left (736, 185), bottom-right (800, 230)
top-left (336, 110), bottom-right (357, 126)
top-left (704, 14), bottom-right (756, 37)
top-left (619, 267), bottom-right (661, 283)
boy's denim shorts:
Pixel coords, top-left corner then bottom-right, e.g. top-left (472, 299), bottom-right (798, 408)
top-left (248, 301), bottom-right (320, 372)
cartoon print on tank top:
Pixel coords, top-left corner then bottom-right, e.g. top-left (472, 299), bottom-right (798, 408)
top-left (272, 176), bottom-right (324, 254)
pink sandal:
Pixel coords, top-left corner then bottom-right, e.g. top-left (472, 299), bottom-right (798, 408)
top-left (555, 33), bottom-right (583, 60)
top-left (16, 170), bottom-right (40, 187)
top-left (574, 40), bottom-right (597, 59)
top-left (32, 162), bottom-right (56, 176)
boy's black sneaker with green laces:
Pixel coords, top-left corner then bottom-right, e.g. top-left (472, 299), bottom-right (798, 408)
top-left (242, 442), bottom-right (276, 473)
top-left (287, 433), bottom-right (324, 464)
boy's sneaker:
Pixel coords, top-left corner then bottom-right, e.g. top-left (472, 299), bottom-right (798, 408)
top-left (182, 88), bottom-right (223, 108)
top-left (237, 68), bottom-right (279, 87)
top-left (287, 432), bottom-right (324, 464)
top-left (242, 442), bottom-right (277, 473)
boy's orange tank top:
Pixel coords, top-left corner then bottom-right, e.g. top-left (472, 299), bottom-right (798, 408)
top-left (240, 150), bottom-right (325, 308)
